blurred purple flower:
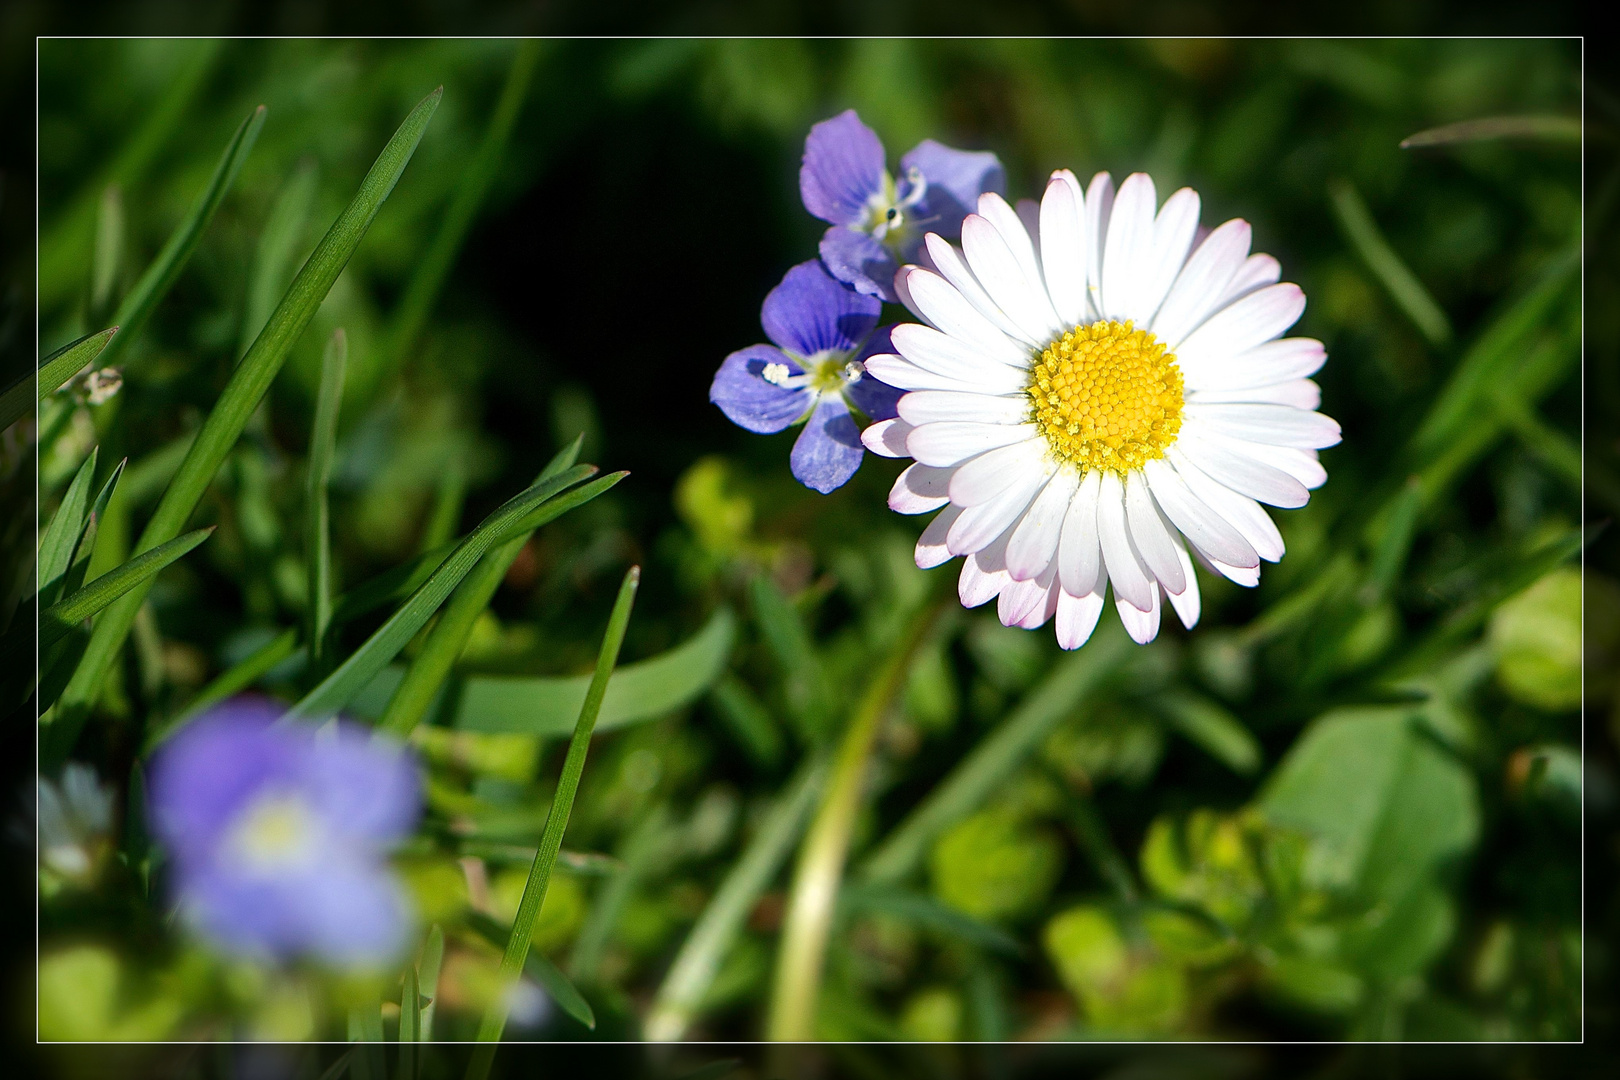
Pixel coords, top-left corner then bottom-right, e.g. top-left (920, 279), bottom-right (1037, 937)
top-left (148, 698), bottom-right (420, 968)
top-left (801, 109), bottom-right (1005, 301)
top-left (711, 260), bottom-right (902, 493)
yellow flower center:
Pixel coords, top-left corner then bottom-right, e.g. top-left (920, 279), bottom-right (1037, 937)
top-left (226, 793), bottom-right (319, 872)
top-left (1027, 320), bottom-right (1185, 474)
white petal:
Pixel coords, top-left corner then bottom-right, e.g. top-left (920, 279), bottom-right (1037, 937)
top-left (1152, 218), bottom-right (1251, 347)
top-left (1006, 467), bottom-right (1080, 582)
top-left (1058, 469), bottom-right (1103, 596)
top-left (1084, 172), bottom-right (1115, 317)
top-left (1211, 438), bottom-right (1328, 489)
top-left (977, 192), bottom-right (1054, 322)
top-left (862, 417), bottom-right (913, 457)
top-left (1039, 170), bottom-right (1088, 327)
top-left (1180, 336), bottom-right (1326, 392)
top-left (1184, 403), bottom-right (1342, 449)
top-left (961, 215), bottom-right (1062, 344)
top-left (864, 353), bottom-right (988, 394)
top-left (907, 421), bottom-right (1038, 467)
top-left (894, 263), bottom-right (925, 321)
top-left (890, 463), bottom-right (953, 514)
top-left (959, 531), bottom-right (1012, 607)
top-left (1125, 468), bottom-right (1186, 594)
top-left (1099, 173), bottom-right (1157, 323)
top-left (1055, 587), bottom-right (1106, 650)
top-left (1174, 432), bottom-right (1309, 509)
top-left (1114, 586), bottom-right (1162, 644)
top-left (998, 564), bottom-right (1055, 628)
top-left (947, 466), bottom-right (1047, 554)
top-left (1176, 283), bottom-right (1306, 375)
top-left (1141, 457), bottom-right (1258, 568)
top-left (891, 321), bottom-right (1029, 381)
top-left (1096, 470), bottom-right (1155, 611)
top-left (1189, 379), bottom-right (1321, 410)
top-left (1219, 253), bottom-right (1281, 306)
top-left (1167, 447), bottom-right (1285, 562)
top-left (1163, 528), bottom-right (1201, 629)
top-left (915, 505), bottom-right (964, 569)
top-left (925, 233), bottom-right (1037, 347)
top-left (898, 390), bottom-right (1029, 426)
top-left (1137, 187), bottom-right (1201, 325)
top-left (950, 440), bottom-right (1049, 506)
top-left (1200, 547), bottom-right (1262, 587)
top-left (902, 267), bottom-right (1031, 366)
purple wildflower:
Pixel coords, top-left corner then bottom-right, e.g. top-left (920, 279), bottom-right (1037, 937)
top-left (711, 260), bottom-right (902, 493)
top-left (801, 109), bottom-right (1005, 302)
top-left (148, 698), bottom-right (421, 969)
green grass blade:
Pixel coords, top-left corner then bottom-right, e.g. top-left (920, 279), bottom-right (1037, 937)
top-left (860, 623), bottom-right (1131, 886)
top-left (331, 545), bottom-right (454, 629)
top-left (838, 885), bottom-right (1024, 956)
top-left (527, 953), bottom-right (596, 1031)
top-left (55, 458), bottom-right (128, 608)
top-left (397, 962), bottom-right (419, 1078)
top-left (142, 628), bottom-right (299, 754)
top-left (0, 327), bottom-right (118, 432)
top-left (645, 756), bottom-right (824, 1040)
top-left (419, 461), bottom-right (467, 554)
top-left (239, 159), bottom-right (319, 360)
top-left (1155, 690), bottom-right (1262, 776)
top-left (307, 329), bottom-right (348, 667)
top-left (46, 88), bottom-right (443, 770)
top-left (1361, 476), bottom-right (1422, 607)
top-left (96, 105), bottom-right (268, 372)
top-left (569, 804), bottom-right (672, 984)
top-left (316, 1051), bottom-right (354, 1080)
top-left (38, 449), bottom-right (99, 604)
top-left (1400, 114), bottom-right (1582, 148)
top-left (750, 575), bottom-right (831, 739)
top-left (90, 184), bottom-right (125, 323)
top-left (377, 439), bottom-right (584, 738)
top-left (469, 566), bottom-right (640, 1064)
top-left (417, 925), bottom-right (444, 1041)
top-left (488, 470), bottom-right (627, 542)
top-left (40, 528), bottom-right (213, 649)
top-left (448, 606), bottom-right (734, 736)
top-left (381, 40), bottom-right (540, 370)
top-left (708, 674), bottom-right (785, 769)
top-left (289, 464), bottom-right (595, 721)
top-left (1327, 177), bottom-right (1452, 348)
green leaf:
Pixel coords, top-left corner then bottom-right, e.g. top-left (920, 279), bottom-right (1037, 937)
top-left (1327, 177), bottom-right (1452, 348)
top-left (307, 329), bottom-right (347, 667)
top-left (47, 87), bottom-right (443, 770)
top-left (289, 464), bottom-right (598, 722)
top-left (39, 528), bottom-right (214, 649)
top-left (96, 105), bottom-right (268, 372)
top-left (861, 623), bottom-right (1131, 886)
top-left (0, 327), bottom-right (119, 432)
top-left (38, 449), bottom-right (100, 605)
top-left (239, 159), bottom-right (319, 360)
top-left (446, 606), bottom-right (736, 736)
top-left (839, 884), bottom-right (1024, 957)
top-left (526, 952), bottom-right (596, 1031)
top-left (1400, 114), bottom-right (1582, 148)
top-left (143, 629), bottom-right (299, 754)
top-left (471, 566), bottom-right (640, 1059)
top-left (1156, 690), bottom-right (1262, 775)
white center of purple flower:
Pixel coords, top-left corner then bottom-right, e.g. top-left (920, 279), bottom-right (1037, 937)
top-left (225, 792), bottom-right (322, 873)
top-left (859, 166), bottom-right (927, 244)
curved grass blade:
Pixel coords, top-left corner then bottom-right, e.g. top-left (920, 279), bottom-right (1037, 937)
top-left (142, 628), bottom-right (299, 754)
top-left (96, 105), bottom-right (268, 372)
top-left (288, 464), bottom-right (596, 722)
top-left (860, 623), bottom-right (1131, 886)
top-left (469, 566), bottom-right (640, 1067)
top-left (40, 528), bottom-right (213, 649)
top-left (239, 159), bottom-right (319, 360)
top-left (489, 470), bottom-right (627, 542)
top-left (38, 449), bottom-right (99, 605)
top-left (1327, 177), bottom-right (1451, 348)
top-left (645, 757), bottom-right (824, 1041)
top-left (47, 88), bottom-right (443, 770)
top-left (450, 606), bottom-right (735, 736)
top-left (377, 437), bottom-right (584, 738)
top-left (307, 329), bottom-right (347, 668)
top-left (1401, 114), bottom-right (1582, 148)
top-left (0, 327), bottom-right (118, 432)
top-left (527, 953), bottom-right (595, 1031)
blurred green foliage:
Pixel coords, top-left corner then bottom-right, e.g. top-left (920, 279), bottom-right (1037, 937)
top-left (24, 35), bottom-right (1603, 1055)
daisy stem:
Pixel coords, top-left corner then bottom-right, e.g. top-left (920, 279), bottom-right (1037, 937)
top-left (466, 565), bottom-right (639, 1075)
top-left (764, 599), bottom-right (944, 1043)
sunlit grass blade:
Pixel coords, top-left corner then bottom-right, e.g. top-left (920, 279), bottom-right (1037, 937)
top-left (96, 105), bottom-right (268, 372)
top-left (417, 925), bottom-right (444, 1041)
top-left (838, 885), bottom-right (1023, 957)
top-left (307, 329), bottom-right (347, 667)
top-left (1327, 177), bottom-right (1452, 348)
top-left (1400, 114), bottom-right (1582, 148)
top-left (142, 628), bottom-right (299, 754)
top-left (0, 327), bottom-right (118, 432)
top-left (239, 159), bottom-right (319, 359)
top-left (860, 623), bottom-right (1130, 886)
top-left (38, 449), bottom-right (99, 604)
top-left (377, 437), bottom-right (583, 738)
top-left (646, 757), bottom-right (824, 1041)
top-left (381, 40), bottom-right (541, 370)
top-left (468, 565), bottom-right (640, 1068)
top-left (39, 528), bottom-right (213, 649)
top-left (289, 464), bottom-right (596, 721)
top-left (47, 88), bottom-right (443, 770)
top-left (1155, 689), bottom-right (1262, 776)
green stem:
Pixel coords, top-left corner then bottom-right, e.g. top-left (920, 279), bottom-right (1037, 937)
top-left (466, 566), bottom-right (640, 1076)
top-left (764, 602), bottom-right (941, 1042)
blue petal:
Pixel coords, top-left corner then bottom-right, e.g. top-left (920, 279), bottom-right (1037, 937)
top-left (800, 109), bottom-right (886, 226)
top-left (791, 395), bottom-right (865, 494)
top-left (710, 345), bottom-right (813, 433)
top-left (899, 140), bottom-right (1006, 239)
top-left (761, 260), bottom-right (881, 357)
top-left (300, 722), bottom-right (420, 846)
top-left (847, 325), bottom-right (903, 420)
top-left (819, 226), bottom-right (899, 303)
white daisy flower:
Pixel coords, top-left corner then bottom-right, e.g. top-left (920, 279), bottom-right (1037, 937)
top-left (861, 171), bottom-right (1341, 648)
